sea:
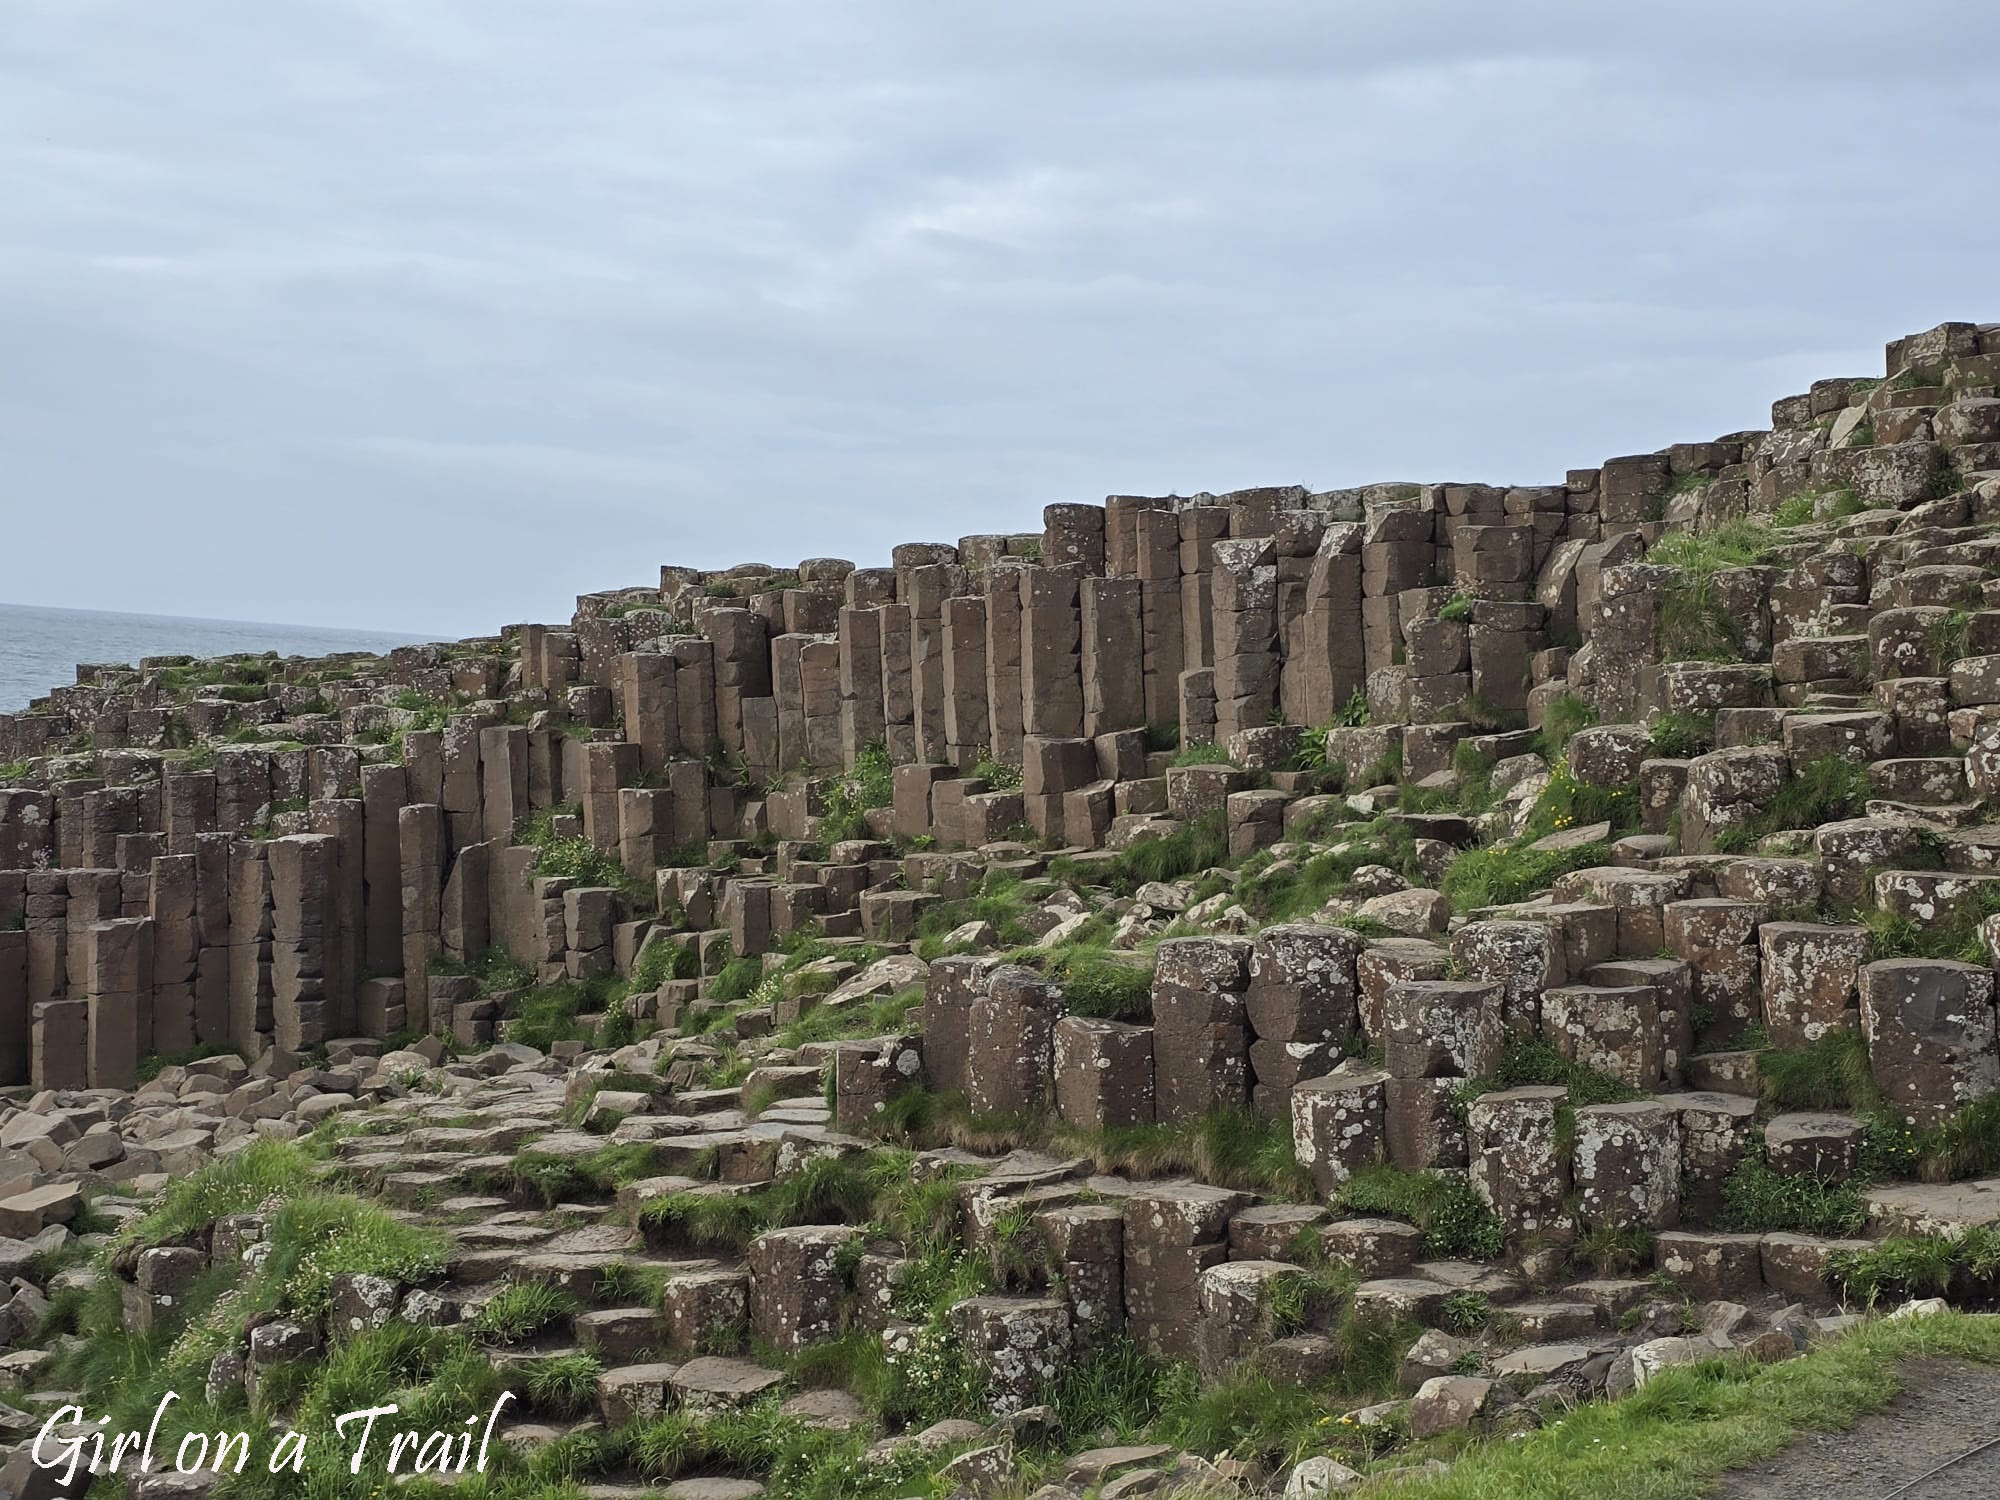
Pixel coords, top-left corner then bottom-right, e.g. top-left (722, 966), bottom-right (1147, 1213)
top-left (0, 601), bottom-right (426, 713)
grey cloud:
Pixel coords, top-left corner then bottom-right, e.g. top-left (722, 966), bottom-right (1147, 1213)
top-left (1, 1), bottom-right (1996, 636)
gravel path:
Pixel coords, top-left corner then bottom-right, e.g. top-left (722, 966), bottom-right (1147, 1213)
top-left (1711, 1359), bottom-right (2000, 1500)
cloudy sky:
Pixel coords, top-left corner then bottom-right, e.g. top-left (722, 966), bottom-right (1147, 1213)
top-left (4, 2), bottom-right (1997, 639)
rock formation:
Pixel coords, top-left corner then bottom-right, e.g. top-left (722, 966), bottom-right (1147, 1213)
top-left (5, 320), bottom-right (2000, 1497)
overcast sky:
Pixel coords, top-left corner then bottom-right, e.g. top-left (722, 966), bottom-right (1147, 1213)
top-left (4, 2), bottom-right (1997, 640)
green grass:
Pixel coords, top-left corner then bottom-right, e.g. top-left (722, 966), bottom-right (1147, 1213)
top-left (1914, 1091), bottom-right (2000, 1183)
top-left (134, 1040), bottom-right (246, 1083)
top-left (861, 1090), bottom-right (1315, 1200)
top-left (639, 1190), bottom-right (769, 1252)
top-left (1573, 1223), bottom-right (1657, 1277)
top-left (1230, 816), bottom-right (1411, 912)
top-left (1151, 1365), bottom-right (1340, 1467)
top-left (640, 1153), bottom-right (915, 1253)
top-left (1171, 741), bottom-right (1234, 767)
top-left (89, 1140), bottom-right (454, 1423)
top-left (1334, 1165), bottom-right (1505, 1260)
top-left (523, 1351), bottom-right (603, 1416)
top-left (1092, 810), bottom-right (1230, 893)
top-left (1525, 754), bottom-right (1640, 839)
top-left (1861, 879), bottom-right (2000, 966)
top-left (911, 871), bottom-right (1036, 958)
top-left (1460, 693), bottom-right (1524, 733)
top-left (1925, 450), bottom-right (1965, 502)
top-left (1650, 518), bottom-right (1782, 573)
top-left (1293, 723), bottom-right (1334, 771)
top-left (1438, 593), bottom-right (1474, 624)
top-left (1384, 1312), bottom-right (2000, 1500)
top-left (970, 755), bottom-right (1023, 791)
top-left (1928, 607), bottom-right (1974, 667)
top-left (505, 980), bottom-right (590, 1050)
top-left (1057, 1107), bottom-right (1317, 1200)
top-left (1335, 686), bottom-right (1372, 728)
top-left (1538, 691), bottom-right (1598, 760)
top-left (819, 739), bottom-right (896, 842)
top-left (1040, 1337), bottom-right (1172, 1442)
top-left (1714, 754), bottom-right (1873, 853)
top-left (429, 943), bottom-right (536, 991)
top-left (1756, 1032), bottom-right (2000, 1184)
top-left (1650, 519), bottom-right (1784, 663)
top-left (1760, 1030), bottom-right (1879, 1112)
top-left (631, 934), bottom-right (698, 989)
top-left (120, 1137), bottom-right (322, 1248)
top-left (530, 834), bottom-right (628, 888)
top-left (1048, 947), bottom-right (1156, 1020)
top-left (1831, 1227), bottom-right (2000, 1306)
top-left (1768, 494), bottom-right (1816, 528)
top-left (505, 1142), bottom-right (664, 1205)
top-left (1649, 710), bottom-right (1716, 759)
top-left (471, 1281), bottom-right (577, 1342)
top-left (1461, 1039), bottom-right (1646, 1109)
top-left (1715, 1157), bottom-right (1866, 1237)
top-left (1440, 836), bottom-right (1612, 913)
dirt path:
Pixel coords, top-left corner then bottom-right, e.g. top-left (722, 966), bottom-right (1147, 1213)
top-left (1711, 1359), bottom-right (2000, 1500)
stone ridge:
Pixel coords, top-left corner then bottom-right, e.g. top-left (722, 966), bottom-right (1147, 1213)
top-left (1, 318), bottom-right (2000, 1494)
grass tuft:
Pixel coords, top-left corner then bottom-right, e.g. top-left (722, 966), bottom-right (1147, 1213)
top-left (1334, 1165), bottom-right (1505, 1260)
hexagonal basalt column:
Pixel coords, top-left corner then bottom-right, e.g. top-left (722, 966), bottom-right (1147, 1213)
top-left (1572, 1101), bottom-right (1681, 1231)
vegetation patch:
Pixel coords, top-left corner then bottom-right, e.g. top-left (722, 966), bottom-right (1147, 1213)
top-left (1334, 1165), bottom-right (1506, 1260)
top-left (1170, 741), bottom-right (1234, 767)
top-left (1538, 692), bottom-right (1598, 760)
top-left (1715, 1156), bottom-right (1866, 1237)
top-left (1461, 1039), bottom-right (1646, 1109)
top-left (1651, 518), bottom-right (1785, 663)
top-left (1092, 811), bottom-right (1230, 893)
top-left (1441, 836), bottom-right (1612, 914)
top-left (817, 739), bottom-right (896, 843)
top-left (1058, 1107), bottom-right (1316, 1200)
top-left (1861, 879), bottom-right (2000, 966)
top-left (1831, 1226), bottom-right (2000, 1306)
top-left (1385, 1311), bottom-right (2000, 1500)
top-left (1648, 710), bottom-right (1716, 759)
top-left (471, 1281), bottom-right (577, 1342)
top-left (1524, 755), bottom-right (1640, 839)
top-left (1048, 947), bottom-right (1156, 1021)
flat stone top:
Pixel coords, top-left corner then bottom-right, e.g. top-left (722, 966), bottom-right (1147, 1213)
top-left (1295, 1070), bottom-right (1391, 1094)
top-left (1492, 1343), bottom-right (1599, 1376)
top-left (0, 1184), bottom-right (81, 1211)
top-left (1655, 1228), bottom-right (1763, 1246)
top-left (1655, 1091), bottom-right (1759, 1118)
top-left (1203, 1259), bottom-right (1300, 1286)
top-left (1574, 1099), bottom-right (1674, 1120)
top-left (778, 1388), bottom-right (865, 1428)
top-left (1123, 1178), bottom-right (1258, 1209)
top-left (1322, 1217), bottom-right (1423, 1238)
top-left (1767, 1111), bottom-right (1865, 1134)
top-left (663, 1266), bottom-right (741, 1287)
top-left (1064, 1445), bottom-right (1175, 1481)
top-left (952, 1294), bottom-right (1067, 1315)
top-left (1866, 1179), bottom-right (2000, 1232)
top-left (596, 1362), bottom-right (681, 1385)
top-left (1355, 1278), bottom-right (1448, 1297)
top-left (661, 1480), bottom-right (766, 1500)
top-left (1233, 1203), bottom-right (1328, 1226)
top-left (1470, 1085), bottom-right (1567, 1105)
top-left (669, 1357), bottom-right (785, 1395)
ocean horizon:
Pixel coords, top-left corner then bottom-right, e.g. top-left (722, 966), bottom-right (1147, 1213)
top-left (0, 600), bottom-right (428, 713)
